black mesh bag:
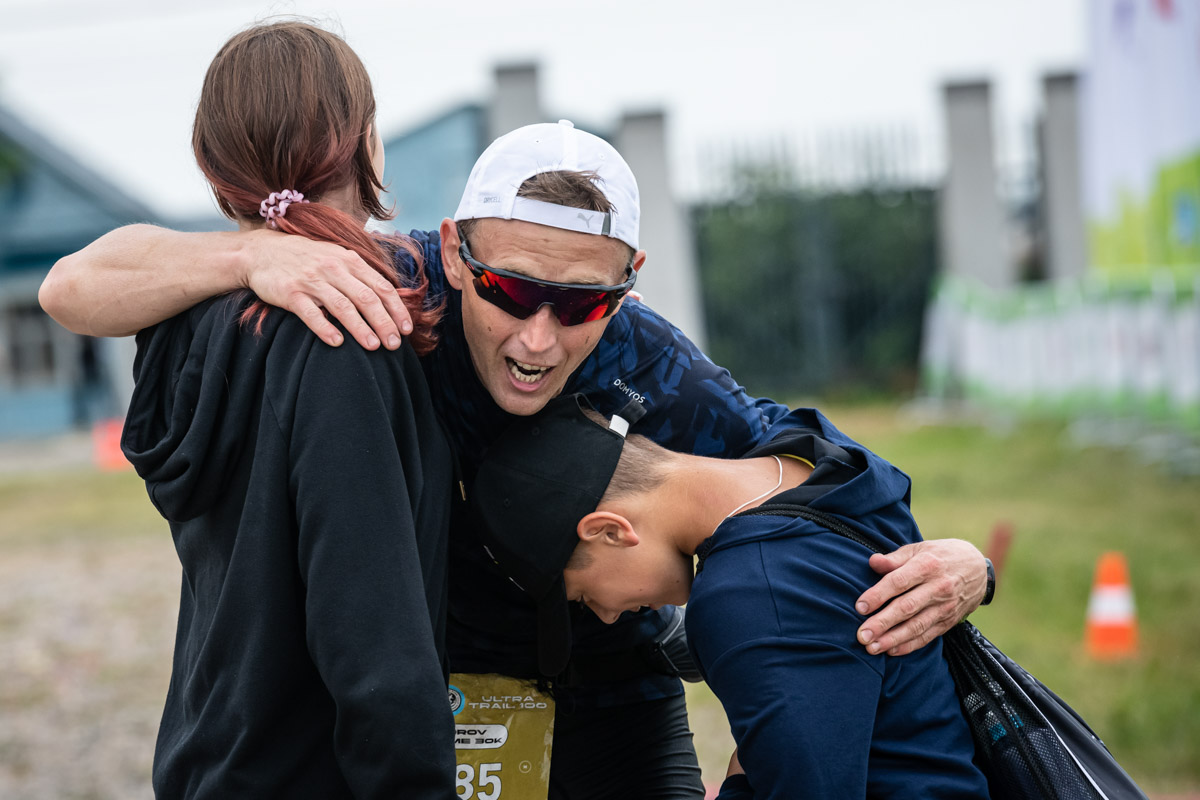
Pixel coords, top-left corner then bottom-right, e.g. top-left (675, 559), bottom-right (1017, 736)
top-left (943, 621), bottom-right (1147, 799)
top-left (736, 501), bottom-right (1149, 800)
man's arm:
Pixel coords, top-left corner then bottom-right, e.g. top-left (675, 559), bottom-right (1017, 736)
top-left (39, 223), bottom-right (412, 349)
top-left (586, 301), bottom-right (989, 654)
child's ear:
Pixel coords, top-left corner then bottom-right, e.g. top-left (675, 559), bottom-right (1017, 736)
top-left (578, 511), bottom-right (639, 547)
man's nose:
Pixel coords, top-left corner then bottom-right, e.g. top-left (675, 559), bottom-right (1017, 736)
top-left (517, 305), bottom-right (560, 352)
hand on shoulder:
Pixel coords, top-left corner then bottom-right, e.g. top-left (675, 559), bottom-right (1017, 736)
top-left (242, 229), bottom-right (414, 352)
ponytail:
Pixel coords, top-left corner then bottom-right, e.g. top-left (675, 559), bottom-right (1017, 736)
top-left (236, 194), bottom-right (441, 355)
top-left (191, 21), bottom-right (441, 355)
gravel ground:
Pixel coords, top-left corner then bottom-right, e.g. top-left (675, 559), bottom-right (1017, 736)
top-left (0, 432), bottom-right (178, 799)
top-left (0, 530), bottom-right (178, 799)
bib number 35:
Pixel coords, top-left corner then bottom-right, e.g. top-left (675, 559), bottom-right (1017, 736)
top-left (456, 762), bottom-right (502, 799)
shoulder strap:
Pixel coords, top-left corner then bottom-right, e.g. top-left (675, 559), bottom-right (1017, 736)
top-left (732, 502), bottom-right (883, 554)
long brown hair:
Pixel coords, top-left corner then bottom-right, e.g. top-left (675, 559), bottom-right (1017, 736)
top-left (192, 20), bottom-right (439, 353)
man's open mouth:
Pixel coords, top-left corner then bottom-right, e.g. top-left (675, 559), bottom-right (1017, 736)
top-left (507, 358), bottom-right (552, 384)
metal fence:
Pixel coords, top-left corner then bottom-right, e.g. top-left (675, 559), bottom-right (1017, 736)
top-left (690, 131), bottom-right (941, 399)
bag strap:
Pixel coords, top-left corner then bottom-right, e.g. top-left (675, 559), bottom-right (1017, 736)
top-left (732, 501), bottom-right (883, 554)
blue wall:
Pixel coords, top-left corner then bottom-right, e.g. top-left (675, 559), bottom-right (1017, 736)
top-left (380, 105), bottom-right (486, 236)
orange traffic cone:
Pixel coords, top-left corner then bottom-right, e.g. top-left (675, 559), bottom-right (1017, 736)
top-left (92, 418), bottom-right (131, 472)
top-left (1085, 552), bottom-right (1138, 660)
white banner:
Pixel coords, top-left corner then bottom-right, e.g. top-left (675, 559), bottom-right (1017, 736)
top-left (1083, 0), bottom-right (1200, 275)
top-left (921, 276), bottom-right (1200, 430)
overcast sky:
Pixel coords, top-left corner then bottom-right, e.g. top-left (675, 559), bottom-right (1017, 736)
top-left (0, 0), bottom-right (1086, 219)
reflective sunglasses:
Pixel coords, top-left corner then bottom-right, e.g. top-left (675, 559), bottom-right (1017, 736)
top-left (457, 229), bottom-right (636, 326)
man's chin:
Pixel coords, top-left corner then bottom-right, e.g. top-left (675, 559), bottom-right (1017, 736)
top-left (491, 381), bottom-right (560, 417)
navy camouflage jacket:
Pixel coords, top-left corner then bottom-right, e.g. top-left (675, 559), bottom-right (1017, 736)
top-left (406, 229), bottom-right (791, 707)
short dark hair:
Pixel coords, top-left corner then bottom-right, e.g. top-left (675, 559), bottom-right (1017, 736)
top-left (580, 409), bottom-right (670, 506)
top-left (515, 170), bottom-right (615, 213)
top-left (562, 411), bottom-right (667, 571)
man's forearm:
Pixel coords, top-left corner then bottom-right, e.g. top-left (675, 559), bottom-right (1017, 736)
top-left (39, 224), bottom-right (248, 336)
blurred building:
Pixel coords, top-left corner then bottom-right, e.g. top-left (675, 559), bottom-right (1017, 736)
top-left (0, 103), bottom-right (232, 440)
top-left (0, 103), bottom-right (162, 439)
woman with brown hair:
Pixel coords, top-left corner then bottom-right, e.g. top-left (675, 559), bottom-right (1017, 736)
top-left (119, 20), bottom-right (455, 797)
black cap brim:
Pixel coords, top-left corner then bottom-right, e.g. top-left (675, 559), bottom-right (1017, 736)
top-left (473, 394), bottom-right (633, 678)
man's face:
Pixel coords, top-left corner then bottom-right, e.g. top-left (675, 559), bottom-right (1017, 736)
top-left (441, 218), bottom-right (645, 416)
top-left (563, 531), bottom-right (692, 624)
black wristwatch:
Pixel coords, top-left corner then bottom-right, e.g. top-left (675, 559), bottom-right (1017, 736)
top-left (981, 558), bottom-right (996, 606)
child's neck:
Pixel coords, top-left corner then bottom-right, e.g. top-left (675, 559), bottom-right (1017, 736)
top-left (663, 454), bottom-right (809, 555)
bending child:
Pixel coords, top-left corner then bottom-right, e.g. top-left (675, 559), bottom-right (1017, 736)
top-left (473, 395), bottom-right (990, 799)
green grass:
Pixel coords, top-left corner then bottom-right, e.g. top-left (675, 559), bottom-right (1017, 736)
top-left (0, 467), bottom-right (163, 548)
top-left (686, 404), bottom-right (1200, 793)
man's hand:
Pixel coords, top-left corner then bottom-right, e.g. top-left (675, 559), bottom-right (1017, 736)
top-left (854, 539), bottom-right (987, 656)
top-left (241, 229), bottom-right (414, 350)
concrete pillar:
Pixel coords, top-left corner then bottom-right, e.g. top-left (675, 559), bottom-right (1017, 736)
top-left (1040, 72), bottom-right (1088, 281)
top-left (488, 63), bottom-right (541, 142)
top-left (0, 307), bottom-right (10, 388)
top-left (614, 110), bottom-right (707, 348)
top-left (104, 336), bottom-right (137, 419)
top-left (939, 80), bottom-right (1012, 289)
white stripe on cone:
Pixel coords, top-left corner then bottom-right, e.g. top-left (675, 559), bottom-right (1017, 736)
top-left (1087, 585), bottom-right (1135, 624)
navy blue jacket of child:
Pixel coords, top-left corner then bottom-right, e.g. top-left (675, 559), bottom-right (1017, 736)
top-left (689, 409), bottom-right (989, 800)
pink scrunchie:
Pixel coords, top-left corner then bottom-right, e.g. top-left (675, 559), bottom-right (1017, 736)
top-left (259, 190), bottom-right (309, 228)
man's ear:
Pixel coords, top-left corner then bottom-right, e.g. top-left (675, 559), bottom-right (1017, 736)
top-left (611, 249), bottom-right (648, 311)
top-left (631, 249), bottom-right (646, 274)
top-left (439, 218), bottom-right (464, 290)
top-left (578, 511), bottom-right (638, 548)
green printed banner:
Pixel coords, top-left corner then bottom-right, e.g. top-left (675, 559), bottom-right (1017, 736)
top-left (1084, 0), bottom-right (1200, 278)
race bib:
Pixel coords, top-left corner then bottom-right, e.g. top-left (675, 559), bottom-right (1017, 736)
top-left (449, 673), bottom-right (555, 800)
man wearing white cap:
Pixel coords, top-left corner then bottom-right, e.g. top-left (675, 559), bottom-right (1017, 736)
top-left (42, 120), bottom-right (992, 797)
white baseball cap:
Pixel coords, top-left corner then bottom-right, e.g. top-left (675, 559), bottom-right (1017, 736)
top-left (454, 120), bottom-right (640, 251)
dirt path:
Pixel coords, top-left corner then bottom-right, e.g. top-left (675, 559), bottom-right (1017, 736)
top-left (0, 530), bottom-right (178, 799)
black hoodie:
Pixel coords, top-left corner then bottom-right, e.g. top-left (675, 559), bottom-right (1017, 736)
top-left (122, 293), bottom-right (455, 799)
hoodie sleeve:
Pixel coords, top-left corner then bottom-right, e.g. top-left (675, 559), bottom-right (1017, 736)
top-left (688, 532), bottom-right (886, 800)
top-left (703, 636), bottom-right (881, 799)
top-left (716, 772), bottom-right (754, 799)
top-left (283, 338), bottom-right (454, 799)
